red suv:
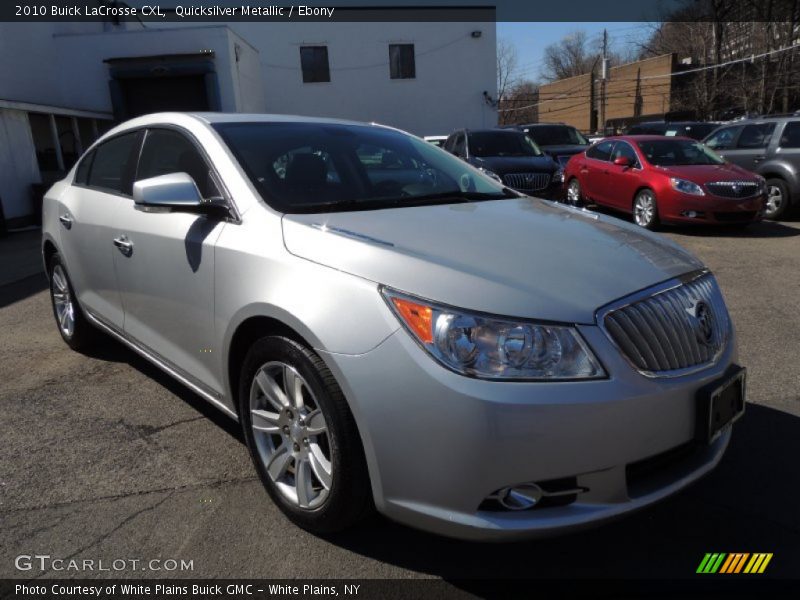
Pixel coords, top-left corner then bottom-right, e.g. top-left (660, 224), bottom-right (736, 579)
top-left (562, 135), bottom-right (767, 229)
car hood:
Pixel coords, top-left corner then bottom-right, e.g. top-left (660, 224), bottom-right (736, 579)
top-left (281, 198), bottom-right (704, 324)
top-left (470, 155), bottom-right (558, 174)
top-left (541, 144), bottom-right (588, 156)
top-left (653, 162), bottom-right (758, 183)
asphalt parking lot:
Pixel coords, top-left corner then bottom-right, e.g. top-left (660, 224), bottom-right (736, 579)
top-left (1, 215), bottom-right (799, 586)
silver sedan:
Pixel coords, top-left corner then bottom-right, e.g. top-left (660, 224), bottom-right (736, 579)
top-left (42, 113), bottom-right (745, 540)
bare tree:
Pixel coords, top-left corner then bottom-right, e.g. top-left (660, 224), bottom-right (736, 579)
top-left (541, 31), bottom-right (596, 82)
top-left (498, 80), bottom-right (539, 126)
top-left (497, 38), bottom-right (519, 106)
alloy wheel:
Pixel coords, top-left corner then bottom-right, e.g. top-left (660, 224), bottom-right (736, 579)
top-left (765, 185), bottom-right (784, 217)
top-left (566, 180), bottom-right (582, 206)
top-left (634, 192), bottom-right (656, 227)
top-left (249, 361), bottom-right (332, 510)
top-left (51, 265), bottom-right (75, 338)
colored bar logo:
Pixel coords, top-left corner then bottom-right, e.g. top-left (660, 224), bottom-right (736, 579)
top-left (697, 553), bottom-right (773, 574)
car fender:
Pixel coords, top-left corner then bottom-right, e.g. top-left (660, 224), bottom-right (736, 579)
top-left (757, 158), bottom-right (800, 199)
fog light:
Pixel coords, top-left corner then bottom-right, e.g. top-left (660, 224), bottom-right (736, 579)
top-left (498, 483), bottom-right (543, 510)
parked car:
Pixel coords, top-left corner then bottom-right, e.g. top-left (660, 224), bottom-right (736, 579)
top-left (423, 135), bottom-right (448, 148)
top-left (443, 128), bottom-right (563, 197)
top-left (563, 135), bottom-right (766, 229)
top-left (626, 121), bottom-right (722, 141)
top-left (512, 123), bottom-right (590, 167)
top-left (703, 115), bottom-right (800, 219)
top-left (43, 113), bottom-right (744, 540)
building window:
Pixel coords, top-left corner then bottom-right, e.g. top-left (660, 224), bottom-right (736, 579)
top-left (389, 44), bottom-right (415, 79)
top-left (300, 46), bottom-right (330, 83)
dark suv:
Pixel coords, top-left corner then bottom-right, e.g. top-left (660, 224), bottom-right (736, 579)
top-left (443, 128), bottom-right (562, 197)
top-left (626, 121), bottom-right (721, 141)
top-left (508, 123), bottom-right (589, 167)
top-left (703, 116), bottom-right (800, 219)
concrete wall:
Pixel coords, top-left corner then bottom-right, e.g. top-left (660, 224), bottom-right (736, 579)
top-left (223, 21), bottom-right (497, 135)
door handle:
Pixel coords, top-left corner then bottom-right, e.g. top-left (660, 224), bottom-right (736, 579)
top-left (753, 155), bottom-right (766, 164)
top-left (59, 215), bottom-right (72, 230)
top-left (113, 236), bottom-right (133, 256)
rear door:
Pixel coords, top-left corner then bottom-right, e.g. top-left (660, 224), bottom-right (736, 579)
top-left (112, 127), bottom-right (228, 393)
top-left (56, 131), bottom-right (143, 329)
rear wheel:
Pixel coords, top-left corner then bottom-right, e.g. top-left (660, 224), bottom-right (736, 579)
top-left (239, 336), bottom-right (372, 533)
top-left (633, 189), bottom-right (660, 230)
top-left (48, 253), bottom-right (100, 351)
top-left (565, 178), bottom-right (584, 207)
top-left (765, 178), bottom-right (790, 220)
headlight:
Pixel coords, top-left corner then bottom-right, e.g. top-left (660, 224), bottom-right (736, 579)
top-left (553, 168), bottom-right (565, 183)
top-left (670, 177), bottom-right (705, 196)
top-left (382, 288), bottom-right (605, 380)
top-left (478, 167), bottom-right (503, 183)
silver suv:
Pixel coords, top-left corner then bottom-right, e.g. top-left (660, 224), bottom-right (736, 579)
top-left (42, 113), bottom-right (745, 540)
top-left (704, 115), bottom-right (800, 219)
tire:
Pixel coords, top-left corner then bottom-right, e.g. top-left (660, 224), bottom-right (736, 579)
top-left (565, 178), bottom-right (584, 207)
top-left (633, 189), bottom-right (660, 230)
top-left (47, 252), bottom-right (100, 351)
top-left (238, 336), bottom-right (372, 534)
top-left (765, 178), bottom-right (790, 220)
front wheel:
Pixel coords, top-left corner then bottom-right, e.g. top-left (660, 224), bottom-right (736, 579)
top-left (239, 336), bottom-right (372, 533)
top-left (765, 178), bottom-right (790, 220)
top-left (633, 189), bottom-right (660, 230)
top-left (565, 178), bottom-right (584, 207)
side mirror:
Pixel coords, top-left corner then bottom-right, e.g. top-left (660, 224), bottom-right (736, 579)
top-left (613, 156), bottom-right (632, 167)
top-left (133, 172), bottom-right (204, 207)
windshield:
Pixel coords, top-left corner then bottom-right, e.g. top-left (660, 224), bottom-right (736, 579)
top-left (213, 122), bottom-right (512, 213)
top-left (636, 139), bottom-right (725, 166)
top-left (468, 131), bottom-right (543, 157)
top-left (526, 125), bottom-right (588, 146)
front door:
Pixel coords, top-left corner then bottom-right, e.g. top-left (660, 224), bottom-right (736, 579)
top-left (111, 128), bottom-right (227, 393)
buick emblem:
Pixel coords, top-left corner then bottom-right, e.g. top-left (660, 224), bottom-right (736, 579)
top-left (691, 301), bottom-right (715, 346)
top-left (732, 183), bottom-right (741, 195)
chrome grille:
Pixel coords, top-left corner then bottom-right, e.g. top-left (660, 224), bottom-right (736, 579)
top-left (705, 181), bottom-right (760, 198)
top-left (602, 273), bottom-right (730, 376)
top-left (503, 172), bottom-right (550, 191)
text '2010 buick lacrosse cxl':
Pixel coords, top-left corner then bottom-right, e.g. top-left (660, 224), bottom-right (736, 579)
top-left (42, 113), bottom-right (745, 541)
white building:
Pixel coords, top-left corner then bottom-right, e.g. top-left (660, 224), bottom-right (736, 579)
top-left (0, 15), bottom-right (497, 228)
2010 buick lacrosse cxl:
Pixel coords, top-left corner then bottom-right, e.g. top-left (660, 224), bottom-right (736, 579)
top-left (42, 113), bottom-right (745, 541)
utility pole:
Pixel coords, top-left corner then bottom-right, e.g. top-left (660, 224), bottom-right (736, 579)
top-left (600, 28), bottom-right (608, 135)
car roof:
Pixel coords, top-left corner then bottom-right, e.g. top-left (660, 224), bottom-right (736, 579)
top-left (609, 135), bottom-right (696, 143)
top-left (466, 128), bottom-right (526, 135)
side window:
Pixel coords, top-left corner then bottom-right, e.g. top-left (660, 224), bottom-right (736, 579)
top-left (453, 133), bottom-right (466, 157)
top-left (74, 150), bottom-right (95, 185)
top-left (779, 121), bottom-right (800, 148)
top-left (586, 140), bottom-right (614, 161)
top-left (443, 135), bottom-right (456, 153)
top-left (612, 142), bottom-right (639, 166)
top-left (87, 132), bottom-right (141, 195)
top-left (736, 123), bottom-right (776, 149)
top-left (704, 126), bottom-right (741, 150)
top-left (137, 129), bottom-right (220, 199)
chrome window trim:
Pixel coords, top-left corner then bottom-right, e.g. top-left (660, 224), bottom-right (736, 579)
top-left (595, 269), bottom-right (730, 379)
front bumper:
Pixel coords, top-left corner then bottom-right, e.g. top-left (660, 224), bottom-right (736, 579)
top-left (320, 319), bottom-right (738, 541)
top-left (660, 192), bottom-right (766, 224)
